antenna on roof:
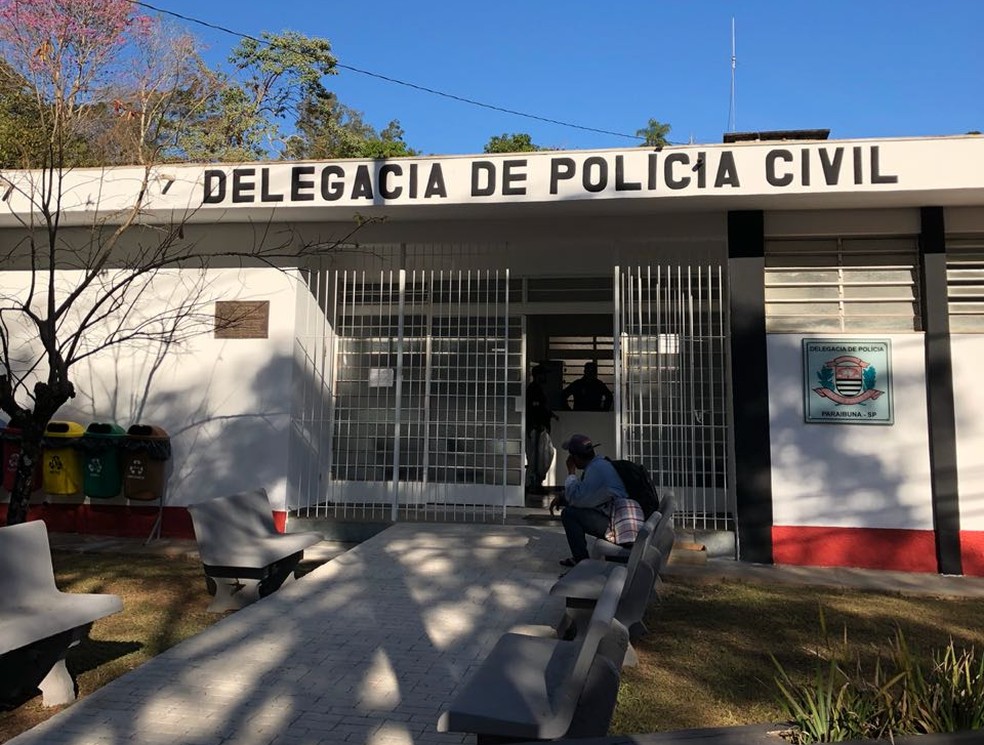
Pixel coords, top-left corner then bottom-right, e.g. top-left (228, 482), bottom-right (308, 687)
top-left (728, 17), bottom-right (737, 133)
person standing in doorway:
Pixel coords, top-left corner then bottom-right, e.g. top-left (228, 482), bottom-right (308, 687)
top-left (562, 361), bottom-right (613, 412)
top-left (526, 364), bottom-right (557, 494)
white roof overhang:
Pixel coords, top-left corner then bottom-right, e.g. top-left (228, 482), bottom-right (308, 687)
top-left (1, 134), bottom-right (981, 228)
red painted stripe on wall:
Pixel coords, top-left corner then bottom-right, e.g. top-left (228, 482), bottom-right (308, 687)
top-left (0, 504), bottom-right (289, 539)
top-left (772, 525), bottom-right (939, 574)
top-left (959, 532), bottom-right (984, 577)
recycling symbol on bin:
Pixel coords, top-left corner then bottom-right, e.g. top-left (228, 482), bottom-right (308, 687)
top-left (6, 453), bottom-right (17, 471)
top-left (88, 458), bottom-right (103, 476)
top-left (48, 454), bottom-right (63, 473)
top-left (127, 459), bottom-right (146, 479)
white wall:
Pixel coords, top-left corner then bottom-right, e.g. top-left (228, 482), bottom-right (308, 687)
top-left (2, 266), bottom-right (301, 512)
top-left (767, 333), bottom-right (934, 529)
top-left (951, 335), bottom-right (984, 530)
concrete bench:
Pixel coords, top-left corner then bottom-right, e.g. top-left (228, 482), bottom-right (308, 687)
top-left (552, 510), bottom-right (675, 644)
top-left (438, 565), bottom-right (629, 743)
top-left (187, 488), bottom-right (324, 613)
top-left (0, 520), bottom-right (123, 707)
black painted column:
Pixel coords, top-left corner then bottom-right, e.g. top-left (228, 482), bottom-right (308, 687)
top-left (920, 207), bottom-right (963, 575)
top-left (727, 211), bottom-right (773, 563)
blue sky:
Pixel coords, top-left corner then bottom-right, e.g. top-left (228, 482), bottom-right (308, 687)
top-left (153, 0), bottom-right (983, 156)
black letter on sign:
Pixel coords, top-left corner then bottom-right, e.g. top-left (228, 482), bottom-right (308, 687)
top-left (379, 164), bottom-right (403, 199)
top-left (424, 164), bottom-right (447, 198)
top-left (472, 161), bottom-right (496, 196)
top-left (582, 156), bottom-right (608, 192)
top-left (261, 169), bottom-right (284, 202)
top-left (291, 166), bottom-right (316, 201)
top-left (502, 160), bottom-right (528, 195)
top-left (766, 150), bottom-right (793, 187)
top-left (819, 147), bottom-right (844, 185)
top-left (615, 155), bottom-right (641, 191)
top-left (351, 165), bottom-right (374, 200)
top-left (870, 146), bottom-right (898, 184)
top-left (550, 157), bottom-right (576, 194)
top-left (232, 168), bottom-right (255, 203)
top-left (320, 165), bottom-right (344, 201)
top-left (664, 153), bottom-right (690, 190)
top-left (203, 170), bottom-right (226, 203)
top-left (714, 151), bottom-right (740, 188)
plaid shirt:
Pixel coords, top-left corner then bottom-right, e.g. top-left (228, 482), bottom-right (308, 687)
top-left (605, 497), bottom-right (644, 546)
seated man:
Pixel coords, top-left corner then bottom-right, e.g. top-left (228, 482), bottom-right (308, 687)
top-left (549, 434), bottom-right (628, 566)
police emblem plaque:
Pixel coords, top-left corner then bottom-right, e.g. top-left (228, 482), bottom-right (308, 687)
top-left (802, 339), bottom-right (893, 425)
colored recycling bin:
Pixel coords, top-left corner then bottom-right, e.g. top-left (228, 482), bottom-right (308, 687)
top-left (120, 425), bottom-right (171, 501)
top-left (2, 426), bottom-right (42, 493)
top-left (79, 422), bottom-right (126, 499)
top-left (41, 420), bottom-right (85, 495)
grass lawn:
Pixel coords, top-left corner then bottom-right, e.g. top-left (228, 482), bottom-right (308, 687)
top-left (614, 576), bottom-right (984, 735)
top-left (0, 551), bottom-right (221, 744)
top-left (4, 553), bottom-right (984, 743)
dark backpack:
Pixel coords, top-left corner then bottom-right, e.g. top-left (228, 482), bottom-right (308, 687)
top-left (606, 457), bottom-right (660, 519)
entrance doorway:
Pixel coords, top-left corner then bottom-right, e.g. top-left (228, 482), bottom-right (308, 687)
top-left (524, 314), bottom-right (617, 491)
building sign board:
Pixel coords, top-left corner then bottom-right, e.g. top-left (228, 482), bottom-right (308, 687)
top-left (802, 339), bottom-right (893, 424)
top-left (199, 144), bottom-right (899, 207)
top-left (4, 136), bottom-right (984, 226)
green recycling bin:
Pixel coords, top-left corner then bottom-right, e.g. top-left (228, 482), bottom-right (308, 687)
top-left (41, 421), bottom-right (85, 495)
top-left (120, 425), bottom-right (171, 501)
top-left (80, 423), bottom-right (126, 499)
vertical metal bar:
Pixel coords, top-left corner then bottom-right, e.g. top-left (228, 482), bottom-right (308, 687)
top-left (423, 270), bottom-right (434, 495)
top-left (391, 269), bottom-right (406, 522)
top-left (613, 266), bottom-right (623, 458)
top-left (645, 265), bottom-right (654, 479)
top-left (656, 265), bottom-right (665, 495)
top-left (676, 266), bottom-right (685, 522)
top-left (696, 266), bottom-right (708, 528)
top-left (687, 267), bottom-right (700, 529)
top-left (339, 271), bottom-right (353, 518)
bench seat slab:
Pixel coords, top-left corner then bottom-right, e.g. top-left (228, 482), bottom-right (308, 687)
top-left (438, 633), bottom-right (581, 740)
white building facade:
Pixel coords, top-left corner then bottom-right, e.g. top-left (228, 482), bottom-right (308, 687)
top-left (2, 132), bottom-right (983, 575)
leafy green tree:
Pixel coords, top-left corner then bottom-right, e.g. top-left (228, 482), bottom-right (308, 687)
top-left (0, 59), bottom-right (50, 167)
top-left (174, 31), bottom-right (337, 162)
top-left (284, 93), bottom-right (416, 160)
top-left (484, 132), bottom-right (540, 154)
top-left (636, 119), bottom-right (671, 148)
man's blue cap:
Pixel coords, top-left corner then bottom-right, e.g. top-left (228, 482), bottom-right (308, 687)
top-left (561, 434), bottom-right (598, 457)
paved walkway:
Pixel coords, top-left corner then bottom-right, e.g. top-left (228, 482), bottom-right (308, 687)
top-left (14, 523), bottom-right (572, 745)
top-left (15, 525), bottom-right (984, 745)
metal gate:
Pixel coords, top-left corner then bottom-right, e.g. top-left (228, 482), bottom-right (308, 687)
top-left (293, 268), bottom-right (524, 522)
top-left (614, 265), bottom-right (734, 532)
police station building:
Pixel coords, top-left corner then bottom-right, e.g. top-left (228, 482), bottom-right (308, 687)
top-left (2, 130), bottom-right (983, 575)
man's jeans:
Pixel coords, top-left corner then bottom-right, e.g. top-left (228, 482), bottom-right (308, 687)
top-left (561, 505), bottom-right (610, 562)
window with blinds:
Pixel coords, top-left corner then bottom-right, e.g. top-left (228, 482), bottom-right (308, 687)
top-left (947, 239), bottom-right (984, 333)
top-left (764, 237), bottom-right (921, 333)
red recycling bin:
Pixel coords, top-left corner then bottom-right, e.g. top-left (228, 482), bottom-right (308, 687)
top-left (2, 426), bottom-right (42, 492)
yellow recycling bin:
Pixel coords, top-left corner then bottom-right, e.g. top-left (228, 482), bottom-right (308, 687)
top-left (41, 420), bottom-right (85, 495)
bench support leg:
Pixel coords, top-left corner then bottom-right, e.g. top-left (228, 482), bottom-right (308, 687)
top-left (38, 658), bottom-right (75, 707)
top-left (206, 577), bottom-right (262, 613)
top-left (204, 554), bottom-right (303, 613)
